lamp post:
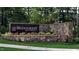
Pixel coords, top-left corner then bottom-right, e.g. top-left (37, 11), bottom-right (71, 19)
top-left (0, 8), bottom-right (2, 35)
top-left (76, 7), bottom-right (79, 37)
top-left (27, 7), bottom-right (30, 22)
top-left (0, 16), bottom-right (1, 36)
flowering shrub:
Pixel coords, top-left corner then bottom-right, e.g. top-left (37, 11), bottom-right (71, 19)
top-left (20, 32), bottom-right (26, 35)
top-left (1, 32), bottom-right (69, 42)
top-left (2, 32), bottom-right (13, 36)
top-left (2, 34), bottom-right (68, 42)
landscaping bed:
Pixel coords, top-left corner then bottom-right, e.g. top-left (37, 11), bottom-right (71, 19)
top-left (2, 33), bottom-right (69, 42)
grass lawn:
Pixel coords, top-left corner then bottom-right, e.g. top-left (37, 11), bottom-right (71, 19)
top-left (0, 39), bottom-right (79, 49)
top-left (0, 47), bottom-right (32, 51)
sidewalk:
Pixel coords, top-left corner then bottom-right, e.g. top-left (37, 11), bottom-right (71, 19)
top-left (0, 43), bottom-right (78, 51)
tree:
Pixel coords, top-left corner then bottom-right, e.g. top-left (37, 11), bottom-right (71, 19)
top-left (0, 7), bottom-right (29, 33)
top-left (0, 7), bottom-right (77, 34)
top-left (58, 7), bottom-right (77, 22)
top-left (30, 7), bottom-right (59, 24)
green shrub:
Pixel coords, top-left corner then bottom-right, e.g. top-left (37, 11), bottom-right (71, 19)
top-left (2, 32), bottom-right (12, 36)
top-left (74, 37), bottom-right (79, 43)
top-left (46, 32), bottom-right (51, 35)
top-left (20, 32), bottom-right (26, 35)
top-left (50, 29), bottom-right (54, 34)
top-left (1, 26), bottom-right (9, 34)
top-left (39, 32), bottom-right (45, 35)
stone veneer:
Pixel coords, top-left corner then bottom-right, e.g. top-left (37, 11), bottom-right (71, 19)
top-left (39, 22), bottom-right (73, 37)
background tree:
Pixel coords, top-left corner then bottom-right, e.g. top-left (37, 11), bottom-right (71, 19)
top-left (0, 7), bottom-right (78, 34)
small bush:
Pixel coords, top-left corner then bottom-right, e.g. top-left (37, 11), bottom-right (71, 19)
top-left (39, 32), bottom-right (45, 35)
top-left (3, 32), bottom-right (12, 36)
top-left (20, 32), bottom-right (26, 35)
top-left (1, 26), bottom-right (9, 34)
top-left (50, 29), bottom-right (54, 34)
top-left (46, 32), bottom-right (51, 35)
top-left (74, 37), bottom-right (79, 43)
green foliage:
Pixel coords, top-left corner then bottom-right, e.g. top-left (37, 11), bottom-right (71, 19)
top-left (46, 32), bottom-right (51, 35)
top-left (29, 7), bottom-right (59, 24)
top-left (58, 7), bottom-right (77, 22)
top-left (0, 26), bottom-right (8, 34)
top-left (0, 7), bottom-right (77, 33)
top-left (39, 32), bottom-right (45, 35)
top-left (30, 8), bottom-right (42, 23)
top-left (74, 37), bottom-right (79, 43)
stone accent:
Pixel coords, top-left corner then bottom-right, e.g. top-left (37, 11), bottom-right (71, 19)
top-left (39, 24), bottom-right (50, 32)
top-left (39, 22), bottom-right (73, 37)
top-left (3, 35), bottom-right (68, 42)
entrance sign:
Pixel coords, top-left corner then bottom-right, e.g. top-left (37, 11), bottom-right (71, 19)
top-left (10, 23), bottom-right (39, 33)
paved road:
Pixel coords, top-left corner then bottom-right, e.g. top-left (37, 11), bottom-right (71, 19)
top-left (0, 43), bottom-right (78, 51)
